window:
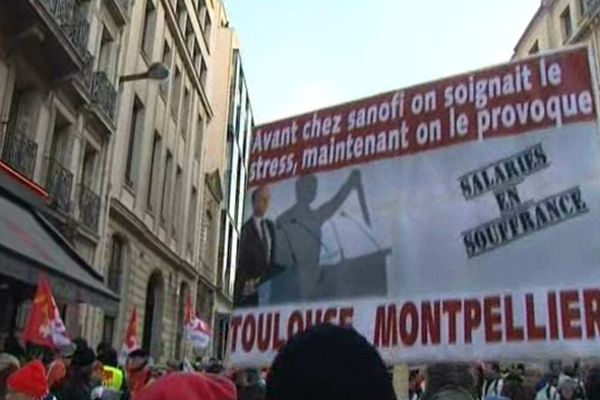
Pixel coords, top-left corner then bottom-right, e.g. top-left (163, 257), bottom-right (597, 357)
top-left (529, 40), bottom-right (539, 55)
top-left (561, 6), bottom-right (572, 42)
top-left (177, 0), bottom-right (187, 33)
top-left (181, 89), bottom-right (190, 138)
top-left (194, 115), bottom-right (204, 161)
top-left (204, 13), bottom-right (212, 45)
top-left (98, 26), bottom-right (116, 80)
top-left (80, 145), bottom-right (98, 190)
top-left (141, 0), bottom-right (157, 57)
top-left (199, 58), bottom-right (208, 88)
top-left (186, 24), bottom-right (194, 56)
top-left (160, 151), bottom-right (173, 224)
top-left (147, 132), bottom-right (162, 210)
top-left (107, 235), bottom-right (124, 293)
top-left (102, 316), bottom-right (116, 345)
top-left (172, 166), bottom-right (183, 237)
top-left (187, 187), bottom-right (198, 253)
top-left (160, 42), bottom-right (171, 96)
top-left (125, 97), bottom-right (144, 188)
top-left (171, 68), bottom-right (182, 117)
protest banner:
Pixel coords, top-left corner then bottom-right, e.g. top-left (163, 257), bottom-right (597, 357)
top-left (229, 46), bottom-right (600, 367)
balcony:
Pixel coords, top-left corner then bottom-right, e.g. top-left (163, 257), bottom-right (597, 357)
top-left (0, 130), bottom-right (38, 180)
top-left (0, 0), bottom-right (90, 80)
top-left (79, 183), bottom-right (100, 233)
top-left (91, 71), bottom-right (117, 128)
top-left (105, 0), bottom-right (130, 26)
top-left (46, 158), bottom-right (73, 214)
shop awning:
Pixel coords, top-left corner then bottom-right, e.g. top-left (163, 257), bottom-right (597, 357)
top-left (0, 189), bottom-right (119, 314)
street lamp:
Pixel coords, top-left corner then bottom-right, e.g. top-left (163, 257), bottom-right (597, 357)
top-left (120, 62), bottom-right (170, 83)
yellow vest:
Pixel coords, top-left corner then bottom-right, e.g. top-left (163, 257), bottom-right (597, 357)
top-left (102, 365), bottom-right (124, 390)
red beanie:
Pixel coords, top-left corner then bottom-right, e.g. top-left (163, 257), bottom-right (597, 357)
top-left (7, 360), bottom-right (49, 398)
top-left (136, 372), bottom-right (237, 400)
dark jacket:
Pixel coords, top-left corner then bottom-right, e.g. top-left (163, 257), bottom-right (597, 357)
top-left (235, 218), bottom-right (276, 307)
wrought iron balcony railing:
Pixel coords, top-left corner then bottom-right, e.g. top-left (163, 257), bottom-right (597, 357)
top-left (79, 183), bottom-right (100, 232)
top-left (1, 130), bottom-right (38, 180)
top-left (39, 0), bottom-right (90, 59)
top-left (46, 158), bottom-right (73, 214)
top-left (91, 71), bottom-right (117, 123)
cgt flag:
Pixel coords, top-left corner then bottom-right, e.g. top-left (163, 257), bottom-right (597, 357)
top-left (184, 294), bottom-right (211, 349)
top-left (119, 308), bottom-right (140, 366)
top-left (23, 276), bottom-right (71, 349)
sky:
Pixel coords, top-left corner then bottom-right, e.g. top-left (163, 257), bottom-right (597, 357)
top-left (224, 0), bottom-right (541, 125)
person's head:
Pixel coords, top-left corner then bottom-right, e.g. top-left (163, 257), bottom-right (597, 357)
top-left (295, 175), bottom-right (317, 205)
top-left (266, 323), bottom-right (396, 400)
top-left (71, 346), bottom-right (96, 380)
top-left (56, 343), bottom-right (75, 368)
top-left (97, 347), bottom-right (118, 368)
top-left (127, 349), bottom-right (150, 374)
top-left (5, 360), bottom-right (48, 400)
top-left (558, 377), bottom-right (577, 400)
top-left (252, 186), bottom-right (271, 218)
top-left (135, 371), bottom-right (237, 400)
top-left (423, 363), bottom-right (478, 400)
top-left (585, 365), bottom-right (600, 400)
top-left (72, 337), bottom-right (89, 351)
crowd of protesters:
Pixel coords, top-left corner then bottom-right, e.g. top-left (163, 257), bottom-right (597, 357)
top-left (1, 324), bottom-right (600, 400)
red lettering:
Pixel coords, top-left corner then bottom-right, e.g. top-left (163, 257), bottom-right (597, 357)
top-left (443, 300), bottom-right (462, 344)
top-left (525, 294), bottom-right (546, 340)
top-left (315, 309), bottom-right (324, 324)
top-left (421, 301), bottom-right (441, 345)
top-left (324, 308), bottom-right (338, 323)
top-left (230, 316), bottom-right (243, 352)
top-left (287, 311), bottom-right (304, 339)
top-left (504, 295), bottom-right (524, 342)
top-left (373, 305), bottom-right (398, 348)
top-left (464, 299), bottom-right (481, 344)
top-left (272, 313), bottom-right (285, 351)
top-left (484, 296), bottom-right (502, 343)
top-left (584, 289), bottom-right (600, 339)
top-left (339, 307), bottom-right (354, 327)
top-left (241, 314), bottom-right (257, 352)
top-left (257, 313), bottom-right (272, 352)
top-left (560, 290), bottom-right (582, 339)
top-left (399, 302), bottom-right (419, 346)
top-left (548, 292), bottom-right (559, 340)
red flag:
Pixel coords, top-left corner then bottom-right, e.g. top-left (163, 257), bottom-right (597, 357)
top-left (119, 308), bottom-right (140, 365)
top-left (23, 277), bottom-right (71, 348)
top-left (184, 294), bottom-right (211, 349)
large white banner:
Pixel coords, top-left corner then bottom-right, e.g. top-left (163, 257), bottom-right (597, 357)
top-left (229, 46), bottom-right (600, 367)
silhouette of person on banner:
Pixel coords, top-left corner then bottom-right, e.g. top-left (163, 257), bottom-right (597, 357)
top-left (276, 170), bottom-right (361, 299)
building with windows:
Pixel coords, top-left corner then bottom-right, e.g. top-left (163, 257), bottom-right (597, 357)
top-left (513, 0), bottom-right (599, 59)
top-left (0, 0), bottom-right (124, 343)
top-left (206, 2), bottom-right (254, 359)
top-left (105, 0), bottom-right (218, 361)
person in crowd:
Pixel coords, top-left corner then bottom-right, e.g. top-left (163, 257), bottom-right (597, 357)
top-left (422, 362), bottom-right (478, 400)
top-left (237, 369), bottom-right (266, 400)
top-left (585, 365), bottom-right (600, 400)
top-left (0, 353), bottom-right (20, 398)
top-left (409, 369), bottom-right (425, 400)
top-left (206, 357), bottom-right (225, 375)
top-left (5, 360), bottom-right (49, 400)
top-left (125, 349), bottom-right (154, 397)
top-left (558, 376), bottom-right (585, 400)
top-left (54, 345), bottom-right (96, 400)
top-left (536, 361), bottom-right (562, 400)
top-left (96, 345), bottom-right (129, 400)
top-left (482, 363), bottom-right (504, 400)
top-left (46, 343), bottom-right (74, 396)
top-left (135, 370), bottom-right (237, 400)
top-left (266, 323), bottom-right (396, 400)
top-left (500, 379), bottom-right (537, 400)
top-left (167, 359), bottom-right (183, 374)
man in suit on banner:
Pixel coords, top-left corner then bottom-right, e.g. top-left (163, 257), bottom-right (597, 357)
top-left (235, 185), bottom-right (277, 307)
